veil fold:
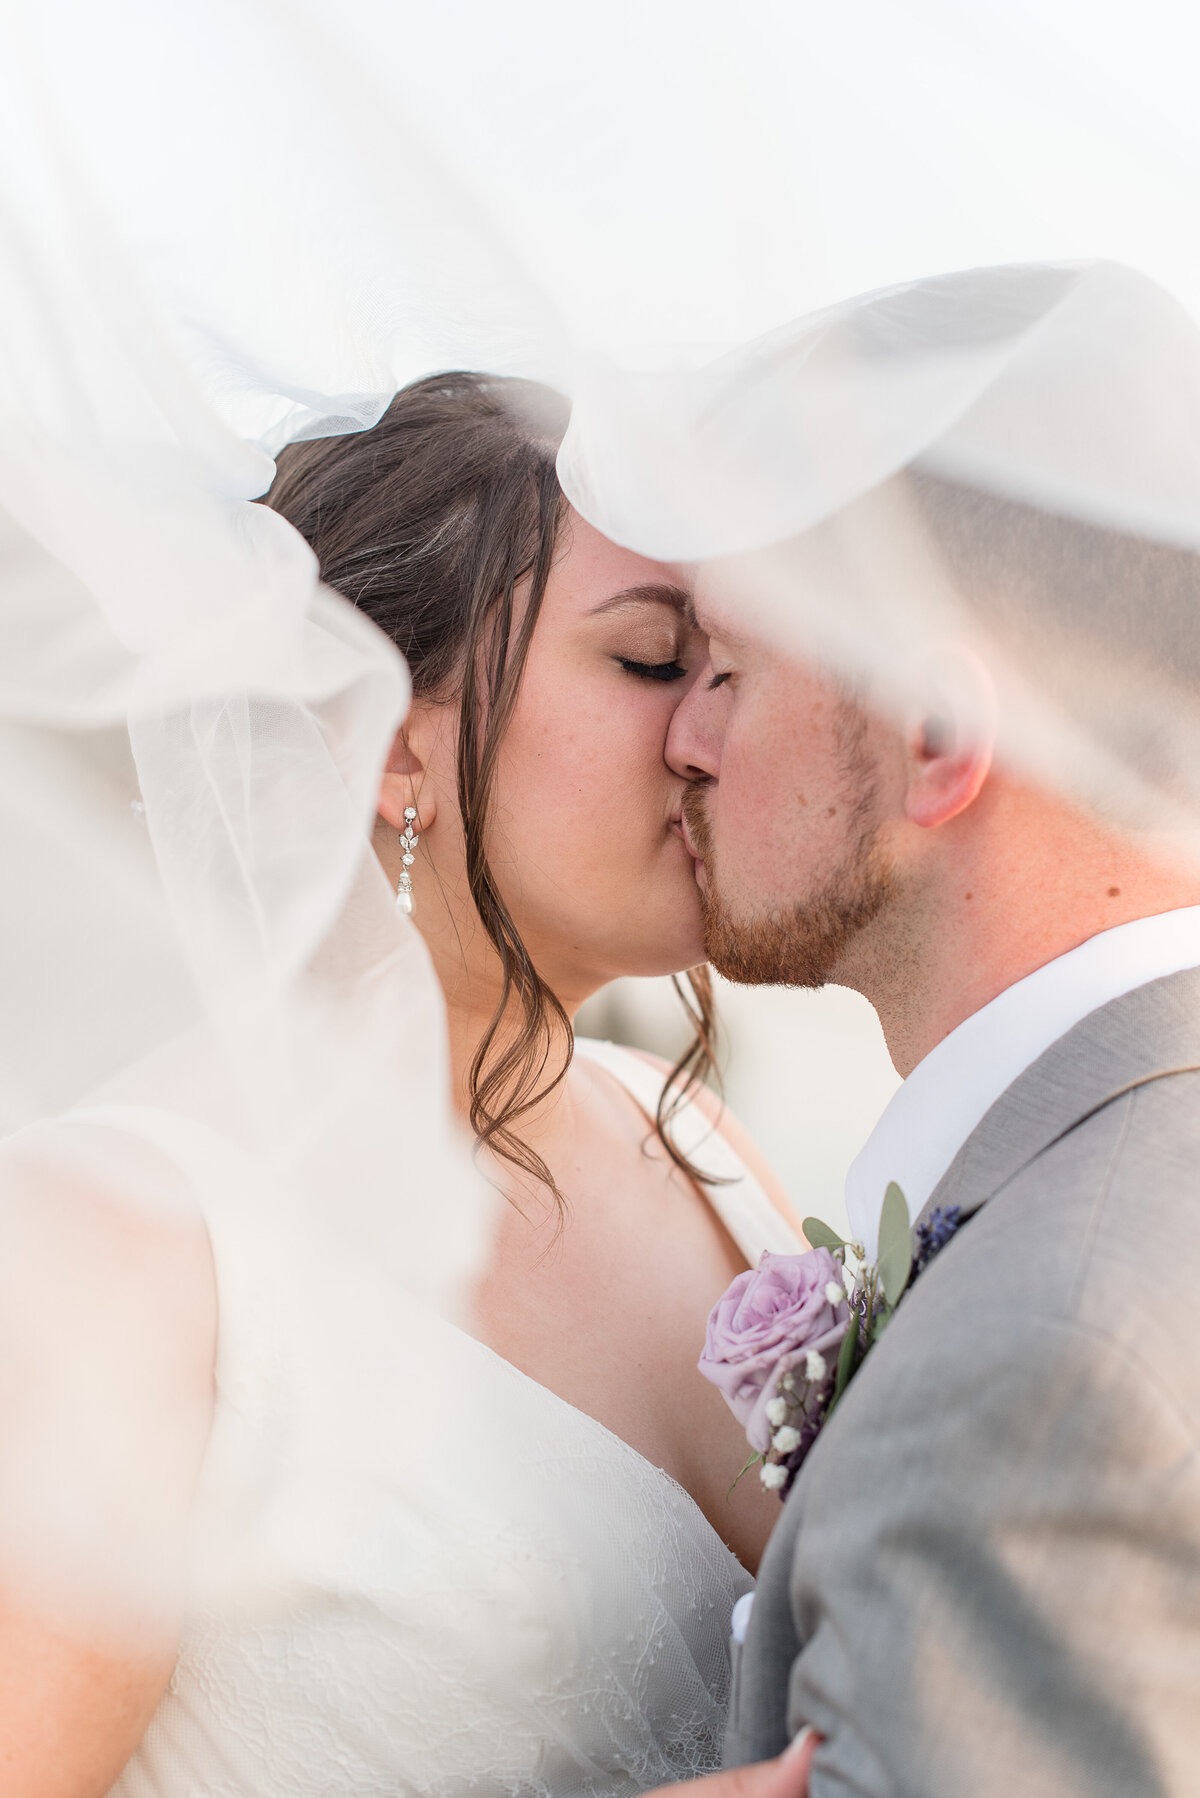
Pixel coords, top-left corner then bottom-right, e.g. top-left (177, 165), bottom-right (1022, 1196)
top-left (561, 259), bottom-right (1200, 837)
top-left (6, 0), bottom-right (1200, 1634)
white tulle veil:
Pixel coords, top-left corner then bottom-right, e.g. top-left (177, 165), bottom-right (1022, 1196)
top-left (560, 258), bottom-right (1200, 839)
top-left (5, 0), bottom-right (1200, 1643)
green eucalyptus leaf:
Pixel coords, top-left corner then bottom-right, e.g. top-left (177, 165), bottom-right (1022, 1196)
top-left (877, 1182), bottom-right (913, 1307)
top-left (803, 1216), bottom-right (847, 1254)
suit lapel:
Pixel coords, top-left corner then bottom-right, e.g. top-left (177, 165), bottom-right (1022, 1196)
top-left (911, 964), bottom-right (1200, 1238)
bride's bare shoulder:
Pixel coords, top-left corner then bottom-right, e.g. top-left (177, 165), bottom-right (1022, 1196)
top-left (0, 1121), bottom-right (217, 1539)
top-left (0, 1116), bottom-right (217, 1373)
top-left (0, 1118), bottom-right (217, 1791)
top-left (0, 1116), bottom-right (218, 1551)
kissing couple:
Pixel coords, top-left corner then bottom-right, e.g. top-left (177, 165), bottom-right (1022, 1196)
top-left (12, 260), bottom-right (1200, 1798)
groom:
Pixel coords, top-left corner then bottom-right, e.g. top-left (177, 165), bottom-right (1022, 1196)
top-left (564, 265), bottom-right (1200, 1795)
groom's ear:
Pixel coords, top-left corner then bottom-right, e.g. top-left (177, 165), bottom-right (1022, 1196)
top-left (902, 646), bottom-right (996, 830)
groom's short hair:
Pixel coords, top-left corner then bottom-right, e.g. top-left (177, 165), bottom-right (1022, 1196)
top-left (903, 468), bottom-right (1200, 796)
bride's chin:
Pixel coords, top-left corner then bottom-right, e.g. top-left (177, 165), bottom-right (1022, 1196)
top-left (575, 857), bottom-right (707, 978)
top-left (647, 887), bottom-right (708, 974)
top-left (599, 915), bottom-right (706, 982)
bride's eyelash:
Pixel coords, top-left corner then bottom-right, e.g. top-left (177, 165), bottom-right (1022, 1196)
top-left (616, 656), bottom-right (688, 683)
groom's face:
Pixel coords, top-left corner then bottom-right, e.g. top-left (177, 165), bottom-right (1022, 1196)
top-left (666, 572), bottom-right (896, 986)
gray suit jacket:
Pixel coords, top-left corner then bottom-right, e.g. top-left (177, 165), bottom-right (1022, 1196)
top-left (727, 967), bottom-right (1200, 1796)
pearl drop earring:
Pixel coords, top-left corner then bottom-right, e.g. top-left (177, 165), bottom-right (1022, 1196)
top-left (395, 807), bottom-right (419, 916)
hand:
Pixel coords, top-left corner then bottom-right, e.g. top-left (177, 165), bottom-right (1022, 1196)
top-left (641, 1729), bottom-right (819, 1798)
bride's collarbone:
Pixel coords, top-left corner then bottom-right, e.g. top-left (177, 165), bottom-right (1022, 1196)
top-left (484, 1066), bottom-right (742, 1303)
top-left (471, 1073), bottom-right (747, 1488)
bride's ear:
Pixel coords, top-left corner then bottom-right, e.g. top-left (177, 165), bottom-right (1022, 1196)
top-left (903, 644), bottom-right (996, 830)
top-left (377, 723), bottom-right (437, 834)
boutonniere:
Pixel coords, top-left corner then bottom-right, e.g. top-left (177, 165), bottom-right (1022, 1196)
top-left (699, 1187), bottom-right (963, 1500)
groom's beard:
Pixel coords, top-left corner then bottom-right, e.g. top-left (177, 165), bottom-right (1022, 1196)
top-left (683, 768), bottom-right (896, 990)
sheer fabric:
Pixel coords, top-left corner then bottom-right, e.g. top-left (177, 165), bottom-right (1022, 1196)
top-left (101, 1046), bottom-right (787, 1798)
top-left (560, 261), bottom-right (1200, 841)
top-left (5, 0), bottom-right (1200, 1721)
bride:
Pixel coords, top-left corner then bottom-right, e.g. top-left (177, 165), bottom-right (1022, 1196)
top-left (4, 372), bottom-right (801, 1798)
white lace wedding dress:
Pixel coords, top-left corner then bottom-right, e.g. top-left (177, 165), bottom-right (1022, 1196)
top-left (106, 1040), bottom-right (800, 1798)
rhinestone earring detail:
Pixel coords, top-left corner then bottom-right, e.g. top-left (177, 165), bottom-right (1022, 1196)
top-left (395, 807), bottom-right (419, 916)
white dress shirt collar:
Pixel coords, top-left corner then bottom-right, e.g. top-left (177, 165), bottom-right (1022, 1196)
top-left (845, 905), bottom-right (1200, 1258)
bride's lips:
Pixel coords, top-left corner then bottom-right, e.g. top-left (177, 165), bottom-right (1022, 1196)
top-left (673, 813), bottom-right (706, 883)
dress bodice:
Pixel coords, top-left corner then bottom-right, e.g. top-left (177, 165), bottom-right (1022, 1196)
top-left (107, 1042), bottom-right (800, 1798)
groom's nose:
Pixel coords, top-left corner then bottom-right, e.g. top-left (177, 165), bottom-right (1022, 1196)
top-left (665, 666), bottom-right (722, 782)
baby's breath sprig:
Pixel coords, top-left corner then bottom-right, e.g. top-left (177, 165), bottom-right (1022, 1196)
top-left (756, 1186), bottom-right (917, 1497)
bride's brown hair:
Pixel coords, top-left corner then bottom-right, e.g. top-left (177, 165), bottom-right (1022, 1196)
top-left (265, 371), bottom-right (719, 1204)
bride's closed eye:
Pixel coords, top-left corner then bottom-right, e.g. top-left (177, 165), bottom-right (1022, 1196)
top-left (616, 656), bottom-right (689, 683)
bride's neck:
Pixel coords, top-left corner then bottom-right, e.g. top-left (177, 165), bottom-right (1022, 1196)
top-left (411, 874), bottom-right (603, 1154)
top-left (434, 949), bottom-right (588, 1154)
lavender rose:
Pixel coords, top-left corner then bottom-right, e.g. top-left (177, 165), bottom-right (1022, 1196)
top-left (699, 1248), bottom-right (852, 1453)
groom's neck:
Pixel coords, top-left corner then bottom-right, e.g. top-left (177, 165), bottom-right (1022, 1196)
top-left (849, 787), bottom-right (1200, 1078)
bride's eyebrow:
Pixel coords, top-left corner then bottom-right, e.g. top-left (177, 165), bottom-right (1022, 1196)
top-left (587, 583), bottom-right (692, 618)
